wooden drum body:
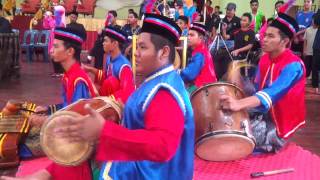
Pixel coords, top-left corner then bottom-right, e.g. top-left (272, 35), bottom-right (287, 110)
top-left (191, 82), bottom-right (255, 161)
top-left (40, 97), bottom-right (122, 166)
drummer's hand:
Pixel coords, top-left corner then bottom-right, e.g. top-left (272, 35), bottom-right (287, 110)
top-left (34, 106), bottom-right (48, 113)
top-left (220, 95), bottom-right (242, 112)
top-left (231, 50), bottom-right (240, 57)
top-left (55, 104), bottom-right (105, 142)
top-left (29, 114), bottom-right (47, 127)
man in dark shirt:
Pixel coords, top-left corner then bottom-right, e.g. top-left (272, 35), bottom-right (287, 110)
top-left (0, 3), bottom-right (12, 33)
top-left (122, 11), bottom-right (141, 58)
top-left (105, 10), bottom-right (121, 30)
top-left (220, 2), bottom-right (241, 50)
top-left (231, 13), bottom-right (255, 59)
top-left (122, 11), bottom-right (140, 38)
top-left (221, 3), bottom-right (241, 40)
top-left (66, 11), bottom-right (87, 41)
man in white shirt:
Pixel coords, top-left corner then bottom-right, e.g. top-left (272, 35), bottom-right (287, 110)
top-left (303, 15), bottom-right (318, 79)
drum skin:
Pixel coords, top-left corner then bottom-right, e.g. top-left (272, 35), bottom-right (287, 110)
top-left (191, 82), bottom-right (255, 161)
top-left (40, 97), bottom-right (122, 166)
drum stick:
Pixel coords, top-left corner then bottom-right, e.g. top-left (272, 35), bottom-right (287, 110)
top-left (251, 168), bottom-right (294, 178)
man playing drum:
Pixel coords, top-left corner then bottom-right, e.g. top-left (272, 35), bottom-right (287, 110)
top-left (1, 14), bottom-right (195, 180)
top-left (180, 22), bottom-right (217, 93)
top-left (220, 13), bottom-right (306, 153)
top-left (83, 26), bottom-right (135, 103)
top-left (0, 27), bottom-right (96, 180)
top-left (63, 13), bottom-right (195, 180)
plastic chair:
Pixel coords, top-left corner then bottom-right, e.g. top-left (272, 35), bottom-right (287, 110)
top-left (20, 30), bottom-right (39, 62)
top-left (34, 30), bottom-right (50, 62)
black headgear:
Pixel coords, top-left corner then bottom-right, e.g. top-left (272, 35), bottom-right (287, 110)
top-left (141, 13), bottom-right (182, 45)
top-left (54, 27), bottom-right (85, 46)
top-left (102, 26), bottom-right (127, 44)
top-left (190, 23), bottom-right (207, 36)
top-left (269, 13), bottom-right (299, 39)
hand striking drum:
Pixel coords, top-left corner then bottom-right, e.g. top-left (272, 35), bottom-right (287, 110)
top-left (40, 97), bottom-right (122, 166)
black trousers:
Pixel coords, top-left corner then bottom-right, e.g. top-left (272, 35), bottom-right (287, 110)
top-left (312, 50), bottom-right (320, 88)
top-left (303, 55), bottom-right (313, 77)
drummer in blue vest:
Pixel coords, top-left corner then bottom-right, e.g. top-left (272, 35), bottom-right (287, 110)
top-left (51, 13), bottom-right (195, 180)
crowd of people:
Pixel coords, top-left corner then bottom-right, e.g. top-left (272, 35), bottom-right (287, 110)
top-left (0, 0), bottom-right (319, 179)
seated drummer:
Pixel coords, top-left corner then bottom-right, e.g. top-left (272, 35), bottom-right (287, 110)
top-left (0, 27), bottom-right (95, 180)
top-left (220, 13), bottom-right (306, 153)
top-left (8, 13), bottom-right (195, 180)
top-left (180, 22), bottom-right (217, 93)
top-left (83, 26), bottom-right (135, 103)
top-left (30, 27), bottom-right (96, 123)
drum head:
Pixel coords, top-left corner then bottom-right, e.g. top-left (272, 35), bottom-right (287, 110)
top-left (196, 131), bottom-right (255, 161)
top-left (40, 111), bottom-right (93, 166)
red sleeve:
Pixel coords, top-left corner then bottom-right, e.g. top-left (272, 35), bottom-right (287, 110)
top-left (46, 162), bottom-right (91, 180)
top-left (114, 66), bottom-right (135, 103)
top-left (96, 90), bottom-right (184, 162)
top-left (95, 69), bottom-right (105, 85)
top-left (279, 0), bottom-right (294, 13)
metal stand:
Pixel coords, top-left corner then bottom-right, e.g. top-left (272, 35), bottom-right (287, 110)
top-left (209, 22), bottom-right (234, 61)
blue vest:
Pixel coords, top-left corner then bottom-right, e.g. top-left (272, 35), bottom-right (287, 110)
top-left (105, 54), bottom-right (132, 80)
top-left (100, 65), bottom-right (195, 180)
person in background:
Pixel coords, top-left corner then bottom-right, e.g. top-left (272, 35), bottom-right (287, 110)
top-left (249, 0), bottom-right (265, 33)
top-left (214, 5), bottom-right (222, 16)
top-left (231, 13), bottom-right (255, 60)
top-left (274, 0), bottom-right (285, 16)
top-left (0, 3), bottom-right (12, 33)
top-left (182, 0), bottom-right (197, 23)
top-left (174, 0), bottom-right (184, 20)
top-left (122, 11), bottom-right (141, 58)
top-left (50, 5), bottom-right (66, 77)
top-left (176, 15), bottom-right (189, 36)
top-left (303, 14), bottom-right (317, 79)
top-left (88, 10), bottom-right (122, 69)
top-left (221, 2), bottom-right (241, 49)
top-left (292, 0), bottom-right (315, 58)
top-left (104, 10), bottom-right (121, 30)
top-left (312, 12), bottom-right (320, 94)
top-left (205, 0), bottom-right (213, 17)
top-left (296, 0), bottom-right (314, 30)
top-left (66, 10), bottom-right (87, 41)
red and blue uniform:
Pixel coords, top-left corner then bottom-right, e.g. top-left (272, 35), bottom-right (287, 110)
top-left (95, 54), bottom-right (135, 103)
top-left (19, 62), bottom-right (96, 159)
top-left (180, 43), bottom-right (217, 88)
top-left (48, 62), bottom-right (96, 114)
top-left (254, 49), bottom-right (306, 138)
top-left (97, 65), bottom-right (195, 180)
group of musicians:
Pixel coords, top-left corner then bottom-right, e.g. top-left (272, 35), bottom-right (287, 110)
top-left (0, 2), bottom-right (310, 180)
